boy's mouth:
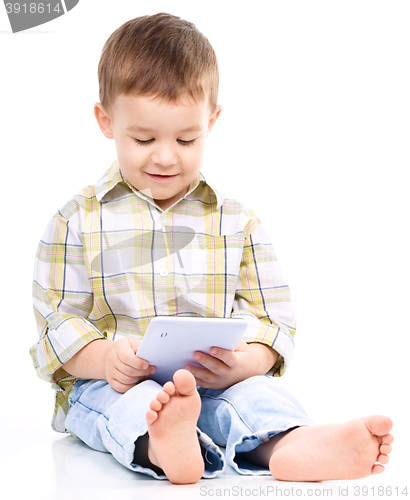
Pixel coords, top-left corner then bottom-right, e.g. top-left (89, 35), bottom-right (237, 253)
top-left (146, 173), bottom-right (179, 182)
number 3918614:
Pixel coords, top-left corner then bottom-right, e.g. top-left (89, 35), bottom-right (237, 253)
top-left (5, 3), bottom-right (62, 14)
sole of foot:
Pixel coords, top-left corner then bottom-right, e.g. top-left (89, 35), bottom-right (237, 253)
top-left (269, 415), bottom-right (393, 482)
top-left (146, 369), bottom-right (205, 484)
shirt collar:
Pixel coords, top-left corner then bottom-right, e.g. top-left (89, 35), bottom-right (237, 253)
top-left (95, 160), bottom-right (225, 210)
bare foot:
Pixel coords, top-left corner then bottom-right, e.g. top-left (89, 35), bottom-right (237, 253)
top-left (145, 369), bottom-right (204, 484)
top-left (268, 415), bottom-right (393, 481)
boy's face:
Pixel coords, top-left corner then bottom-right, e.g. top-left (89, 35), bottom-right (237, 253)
top-left (95, 94), bottom-right (222, 211)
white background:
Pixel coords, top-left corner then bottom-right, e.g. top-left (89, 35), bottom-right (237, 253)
top-left (0, 0), bottom-right (408, 496)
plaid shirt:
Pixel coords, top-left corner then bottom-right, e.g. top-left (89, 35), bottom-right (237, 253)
top-left (30, 160), bottom-right (296, 432)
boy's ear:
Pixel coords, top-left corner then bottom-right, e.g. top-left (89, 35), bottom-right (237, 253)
top-left (207, 104), bottom-right (222, 137)
top-left (94, 103), bottom-right (114, 139)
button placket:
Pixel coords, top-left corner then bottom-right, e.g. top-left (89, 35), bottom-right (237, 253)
top-left (158, 217), bottom-right (169, 278)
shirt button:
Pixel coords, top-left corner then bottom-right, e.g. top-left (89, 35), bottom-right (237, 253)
top-left (160, 268), bottom-right (169, 277)
top-left (160, 218), bottom-right (169, 226)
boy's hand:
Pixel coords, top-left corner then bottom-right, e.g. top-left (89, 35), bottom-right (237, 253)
top-left (105, 337), bottom-right (156, 393)
top-left (184, 340), bottom-right (257, 390)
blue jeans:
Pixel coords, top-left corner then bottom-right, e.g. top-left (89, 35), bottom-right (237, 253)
top-left (65, 375), bottom-right (315, 479)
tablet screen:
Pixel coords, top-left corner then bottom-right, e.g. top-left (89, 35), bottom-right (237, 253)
top-left (136, 316), bottom-right (248, 385)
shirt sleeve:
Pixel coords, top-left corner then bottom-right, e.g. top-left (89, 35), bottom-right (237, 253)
top-left (29, 211), bottom-right (106, 385)
top-left (231, 214), bottom-right (296, 376)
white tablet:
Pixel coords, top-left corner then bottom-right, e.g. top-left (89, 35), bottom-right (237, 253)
top-left (136, 316), bottom-right (248, 385)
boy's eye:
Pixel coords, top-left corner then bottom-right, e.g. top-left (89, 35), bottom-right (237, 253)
top-left (133, 139), bottom-right (153, 146)
top-left (133, 138), bottom-right (196, 146)
top-left (178, 139), bottom-right (196, 146)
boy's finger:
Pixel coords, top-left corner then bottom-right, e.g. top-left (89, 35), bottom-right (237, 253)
top-left (116, 355), bottom-right (155, 376)
top-left (234, 339), bottom-right (248, 351)
top-left (111, 368), bottom-right (140, 388)
top-left (192, 373), bottom-right (225, 389)
top-left (109, 379), bottom-right (134, 393)
top-left (118, 346), bottom-right (146, 369)
top-left (119, 347), bottom-right (152, 371)
top-left (192, 351), bottom-right (226, 374)
top-left (134, 356), bottom-right (157, 376)
top-left (128, 337), bottom-right (142, 353)
top-left (184, 364), bottom-right (217, 383)
top-left (194, 378), bottom-right (213, 389)
top-left (208, 346), bottom-right (236, 367)
top-left (134, 355), bottom-right (149, 370)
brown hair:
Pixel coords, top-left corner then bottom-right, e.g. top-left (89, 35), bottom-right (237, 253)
top-left (97, 12), bottom-right (219, 119)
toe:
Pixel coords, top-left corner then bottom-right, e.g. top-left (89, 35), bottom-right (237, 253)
top-left (365, 416), bottom-right (393, 436)
top-left (150, 399), bottom-right (162, 411)
top-left (381, 433), bottom-right (394, 445)
top-left (377, 454), bottom-right (389, 465)
top-left (162, 381), bottom-right (176, 397)
top-left (371, 464), bottom-right (385, 475)
top-left (173, 369), bottom-right (198, 396)
top-left (156, 390), bottom-right (171, 404)
top-left (146, 409), bottom-right (158, 426)
top-left (380, 444), bottom-right (392, 455)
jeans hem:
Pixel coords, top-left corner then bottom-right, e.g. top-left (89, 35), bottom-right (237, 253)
top-left (228, 420), bottom-right (316, 476)
top-left (118, 426), bottom-right (226, 480)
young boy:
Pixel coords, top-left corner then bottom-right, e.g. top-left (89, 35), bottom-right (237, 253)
top-left (30, 12), bottom-right (393, 485)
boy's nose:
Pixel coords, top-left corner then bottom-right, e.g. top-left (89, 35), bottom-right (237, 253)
top-left (150, 145), bottom-right (178, 167)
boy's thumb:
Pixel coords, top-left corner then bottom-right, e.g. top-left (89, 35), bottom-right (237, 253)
top-left (128, 337), bottom-right (142, 354)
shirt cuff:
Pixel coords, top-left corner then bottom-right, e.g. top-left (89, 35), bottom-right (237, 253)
top-left (29, 315), bottom-right (106, 384)
top-left (231, 309), bottom-right (295, 376)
